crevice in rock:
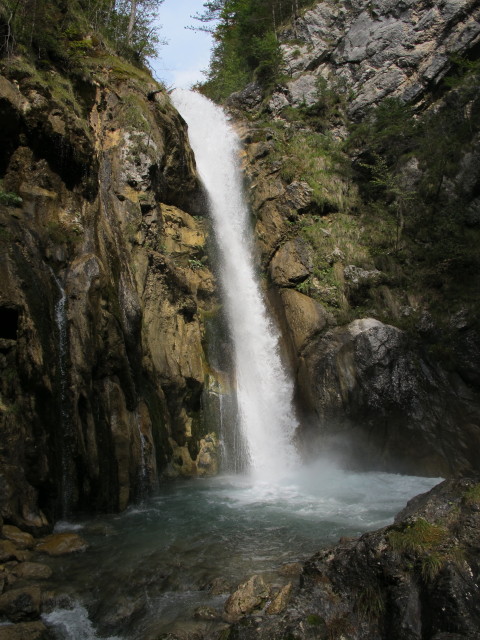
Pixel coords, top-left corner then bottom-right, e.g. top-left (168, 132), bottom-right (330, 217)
top-left (0, 306), bottom-right (19, 340)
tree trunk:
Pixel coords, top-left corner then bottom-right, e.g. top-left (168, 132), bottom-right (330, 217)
top-left (127, 0), bottom-right (137, 45)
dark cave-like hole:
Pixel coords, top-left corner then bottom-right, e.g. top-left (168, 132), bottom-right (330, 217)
top-left (0, 307), bottom-right (19, 340)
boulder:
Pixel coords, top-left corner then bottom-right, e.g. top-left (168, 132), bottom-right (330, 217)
top-left (269, 238), bottom-right (313, 286)
top-left (224, 575), bottom-right (270, 622)
top-left (0, 541), bottom-right (30, 563)
top-left (0, 586), bottom-right (42, 622)
top-left (298, 318), bottom-right (480, 476)
top-left (10, 563), bottom-right (52, 581)
top-left (266, 583), bottom-right (292, 615)
top-left (0, 541), bottom-right (19, 563)
top-left (2, 526), bottom-right (34, 550)
top-left (0, 622), bottom-right (50, 640)
top-left (35, 533), bottom-right (88, 557)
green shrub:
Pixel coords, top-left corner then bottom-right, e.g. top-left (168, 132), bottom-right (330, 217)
top-left (0, 189), bottom-right (22, 207)
top-left (388, 518), bottom-right (447, 554)
top-left (464, 483), bottom-right (480, 506)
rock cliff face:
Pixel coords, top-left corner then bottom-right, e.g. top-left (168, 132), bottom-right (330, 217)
top-left (0, 54), bottom-right (221, 529)
top-left (275, 0), bottom-right (480, 116)
top-left (235, 0), bottom-right (480, 477)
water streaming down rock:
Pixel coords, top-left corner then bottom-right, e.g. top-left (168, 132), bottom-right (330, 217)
top-left (172, 89), bottom-right (299, 479)
top-left (50, 268), bottom-right (74, 516)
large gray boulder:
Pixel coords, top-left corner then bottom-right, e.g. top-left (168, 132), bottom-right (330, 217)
top-left (296, 318), bottom-right (480, 476)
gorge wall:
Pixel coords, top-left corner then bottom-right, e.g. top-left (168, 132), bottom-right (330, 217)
top-left (228, 0), bottom-right (480, 477)
top-left (0, 45), bottom-right (223, 530)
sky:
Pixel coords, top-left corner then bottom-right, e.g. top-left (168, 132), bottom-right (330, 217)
top-left (150, 0), bottom-right (215, 89)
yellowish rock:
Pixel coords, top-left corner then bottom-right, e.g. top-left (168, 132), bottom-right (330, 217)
top-left (11, 562), bottom-right (52, 580)
top-left (36, 532), bottom-right (88, 556)
top-left (280, 289), bottom-right (331, 353)
top-left (224, 575), bottom-right (270, 622)
top-left (2, 526), bottom-right (34, 551)
top-left (0, 621), bottom-right (48, 639)
top-left (266, 583), bottom-right (292, 615)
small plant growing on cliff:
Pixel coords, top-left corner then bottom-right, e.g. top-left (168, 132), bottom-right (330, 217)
top-left (188, 258), bottom-right (204, 270)
top-left (464, 483), bottom-right (480, 506)
top-left (0, 188), bottom-right (22, 207)
top-left (387, 518), bottom-right (463, 583)
top-left (388, 518), bottom-right (447, 554)
top-left (420, 551), bottom-right (445, 582)
top-left (356, 584), bottom-right (385, 621)
top-left (296, 277), bottom-right (311, 294)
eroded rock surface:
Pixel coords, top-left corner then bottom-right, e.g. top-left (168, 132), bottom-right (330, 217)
top-left (294, 318), bottom-right (480, 475)
top-left (276, 0), bottom-right (480, 116)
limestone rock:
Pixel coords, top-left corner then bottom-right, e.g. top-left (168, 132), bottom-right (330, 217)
top-left (196, 434), bottom-right (219, 477)
top-left (232, 478), bottom-right (480, 639)
top-left (0, 541), bottom-right (19, 563)
top-left (2, 526), bottom-right (34, 550)
top-left (0, 541), bottom-right (30, 564)
top-left (343, 264), bottom-right (383, 290)
top-left (10, 563), bottom-right (52, 581)
top-left (226, 83), bottom-right (264, 111)
top-left (279, 289), bottom-right (331, 354)
top-left (283, 181), bottom-right (315, 213)
top-left (35, 533), bottom-right (88, 557)
top-left (0, 586), bottom-right (41, 622)
top-left (0, 46), bottom-right (219, 525)
top-left (224, 575), bottom-right (270, 622)
top-left (278, 0), bottom-right (480, 115)
top-left (269, 238), bottom-right (313, 286)
top-left (298, 318), bottom-right (480, 475)
top-left (0, 622), bottom-right (50, 640)
top-left (266, 583), bottom-right (292, 615)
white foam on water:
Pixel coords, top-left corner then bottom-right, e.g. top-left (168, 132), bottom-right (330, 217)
top-left (42, 602), bottom-right (122, 640)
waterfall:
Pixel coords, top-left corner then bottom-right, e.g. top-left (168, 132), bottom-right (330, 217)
top-left (50, 268), bottom-right (73, 516)
top-left (172, 89), bottom-right (299, 480)
top-left (134, 407), bottom-right (148, 500)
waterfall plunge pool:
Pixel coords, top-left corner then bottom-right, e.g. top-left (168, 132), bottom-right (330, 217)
top-left (41, 462), bottom-right (441, 639)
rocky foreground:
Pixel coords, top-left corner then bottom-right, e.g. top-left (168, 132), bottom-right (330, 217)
top-left (225, 477), bottom-right (480, 640)
top-left (1, 478), bottom-right (479, 639)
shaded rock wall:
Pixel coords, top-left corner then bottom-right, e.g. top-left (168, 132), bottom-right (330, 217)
top-left (0, 56), bottom-right (222, 529)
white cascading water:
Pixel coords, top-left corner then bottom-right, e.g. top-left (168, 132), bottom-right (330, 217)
top-left (49, 268), bottom-right (72, 516)
top-left (172, 89), bottom-right (299, 480)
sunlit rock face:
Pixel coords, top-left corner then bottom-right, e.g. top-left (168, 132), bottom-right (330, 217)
top-left (0, 63), bottom-right (219, 528)
top-left (275, 0), bottom-right (480, 115)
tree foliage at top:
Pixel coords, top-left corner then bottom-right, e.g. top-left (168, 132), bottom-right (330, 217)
top-left (0, 0), bottom-right (164, 66)
top-left (193, 0), bottom-right (313, 102)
